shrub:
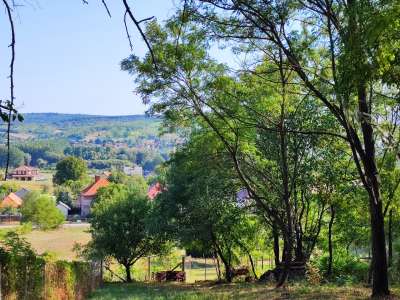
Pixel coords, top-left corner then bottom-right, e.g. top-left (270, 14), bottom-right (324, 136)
top-left (305, 262), bottom-right (322, 285)
top-left (21, 192), bottom-right (64, 230)
top-left (389, 239), bottom-right (400, 282)
top-left (315, 249), bottom-right (369, 284)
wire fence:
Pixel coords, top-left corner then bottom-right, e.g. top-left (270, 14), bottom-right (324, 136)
top-left (103, 254), bottom-right (275, 283)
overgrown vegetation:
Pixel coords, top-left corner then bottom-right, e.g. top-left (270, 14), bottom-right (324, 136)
top-left (0, 232), bottom-right (101, 300)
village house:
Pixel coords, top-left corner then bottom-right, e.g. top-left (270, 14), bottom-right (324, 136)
top-left (14, 188), bottom-right (30, 199)
top-left (123, 165), bottom-right (143, 177)
top-left (1, 192), bottom-right (23, 209)
top-left (56, 201), bottom-right (71, 219)
top-left (10, 165), bottom-right (39, 181)
top-left (78, 175), bottom-right (110, 217)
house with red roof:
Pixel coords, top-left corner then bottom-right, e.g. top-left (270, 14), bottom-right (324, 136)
top-left (10, 165), bottom-right (39, 181)
top-left (1, 192), bottom-right (23, 208)
top-left (78, 175), bottom-right (110, 217)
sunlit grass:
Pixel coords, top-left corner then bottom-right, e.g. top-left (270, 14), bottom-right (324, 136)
top-left (89, 281), bottom-right (400, 300)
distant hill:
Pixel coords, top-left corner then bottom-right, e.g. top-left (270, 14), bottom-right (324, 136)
top-left (20, 113), bottom-right (156, 125)
top-left (0, 113), bottom-right (180, 173)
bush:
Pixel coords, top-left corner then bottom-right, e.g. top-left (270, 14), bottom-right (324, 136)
top-left (21, 192), bottom-right (64, 230)
top-left (389, 239), bottom-right (400, 282)
top-left (0, 232), bottom-right (45, 299)
top-left (315, 249), bottom-right (369, 284)
top-left (305, 262), bottom-right (322, 285)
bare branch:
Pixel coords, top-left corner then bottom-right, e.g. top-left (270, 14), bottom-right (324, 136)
top-left (2, 0), bottom-right (16, 181)
top-left (124, 11), bottom-right (133, 51)
top-left (122, 0), bottom-right (158, 69)
top-left (101, 0), bottom-right (111, 18)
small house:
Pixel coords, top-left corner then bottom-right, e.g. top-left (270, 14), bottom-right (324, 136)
top-left (14, 188), bottom-right (31, 200)
top-left (78, 176), bottom-right (110, 217)
top-left (123, 165), bottom-right (143, 177)
top-left (1, 192), bottom-right (23, 208)
top-left (56, 201), bottom-right (71, 219)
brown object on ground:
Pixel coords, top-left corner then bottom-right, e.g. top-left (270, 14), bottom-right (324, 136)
top-left (153, 271), bottom-right (186, 282)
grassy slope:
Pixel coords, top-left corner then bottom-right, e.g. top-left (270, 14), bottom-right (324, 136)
top-left (89, 282), bottom-right (400, 300)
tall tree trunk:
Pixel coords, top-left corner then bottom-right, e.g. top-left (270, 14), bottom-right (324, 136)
top-left (212, 233), bottom-right (233, 283)
top-left (125, 264), bottom-right (132, 283)
top-left (357, 84), bottom-right (389, 296)
top-left (276, 56), bottom-right (293, 287)
top-left (388, 209), bottom-right (393, 267)
top-left (294, 230), bottom-right (304, 263)
top-left (248, 252), bottom-right (258, 280)
top-left (273, 224), bottom-right (280, 267)
top-left (327, 205), bottom-right (335, 277)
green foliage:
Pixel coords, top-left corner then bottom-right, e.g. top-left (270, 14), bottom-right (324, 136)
top-left (0, 145), bottom-right (29, 168)
top-left (21, 192), bottom-right (64, 230)
top-left (315, 250), bottom-right (369, 284)
top-left (0, 181), bottom-right (19, 197)
top-left (88, 182), bottom-right (166, 282)
top-left (154, 130), bottom-right (267, 281)
top-left (10, 113), bottom-right (175, 173)
top-left (0, 232), bottom-right (100, 300)
top-left (54, 156), bottom-right (88, 185)
top-left (0, 232), bottom-right (45, 299)
top-left (389, 239), bottom-right (400, 282)
top-left (54, 185), bottom-right (75, 208)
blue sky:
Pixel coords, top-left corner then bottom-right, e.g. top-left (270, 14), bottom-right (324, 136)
top-left (0, 0), bottom-right (177, 115)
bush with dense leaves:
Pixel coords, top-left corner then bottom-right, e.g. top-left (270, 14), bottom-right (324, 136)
top-left (315, 249), bottom-right (369, 284)
top-left (21, 192), bottom-right (64, 230)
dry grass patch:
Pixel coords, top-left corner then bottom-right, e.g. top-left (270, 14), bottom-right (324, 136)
top-left (23, 225), bottom-right (91, 260)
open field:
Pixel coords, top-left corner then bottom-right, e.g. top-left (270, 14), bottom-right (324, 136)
top-left (0, 224), bottom-right (91, 260)
top-left (89, 282), bottom-right (400, 300)
top-left (23, 225), bottom-right (91, 260)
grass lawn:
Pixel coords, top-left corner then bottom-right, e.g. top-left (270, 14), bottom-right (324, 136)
top-left (88, 282), bottom-right (400, 300)
top-left (22, 225), bottom-right (91, 260)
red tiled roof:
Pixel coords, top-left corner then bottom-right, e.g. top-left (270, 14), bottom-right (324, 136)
top-left (13, 165), bottom-right (38, 171)
top-left (81, 178), bottom-right (110, 197)
top-left (1, 193), bottom-right (23, 208)
top-left (148, 183), bottom-right (164, 200)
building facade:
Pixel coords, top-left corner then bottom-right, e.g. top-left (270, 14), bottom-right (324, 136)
top-left (10, 166), bottom-right (39, 181)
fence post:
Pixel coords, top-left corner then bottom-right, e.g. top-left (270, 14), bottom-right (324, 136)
top-left (261, 257), bottom-right (264, 270)
top-left (147, 257), bottom-right (151, 281)
top-left (181, 256), bottom-right (185, 273)
top-left (204, 257), bottom-right (207, 281)
top-left (43, 263), bottom-right (46, 300)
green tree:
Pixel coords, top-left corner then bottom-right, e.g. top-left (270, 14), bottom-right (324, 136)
top-left (155, 131), bottom-right (265, 282)
top-left (88, 182), bottom-right (166, 282)
top-left (21, 192), bottom-right (64, 230)
top-left (0, 146), bottom-right (27, 168)
top-left (53, 156), bottom-right (88, 185)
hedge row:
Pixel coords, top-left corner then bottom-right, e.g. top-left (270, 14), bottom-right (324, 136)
top-left (0, 232), bottom-right (102, 300)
